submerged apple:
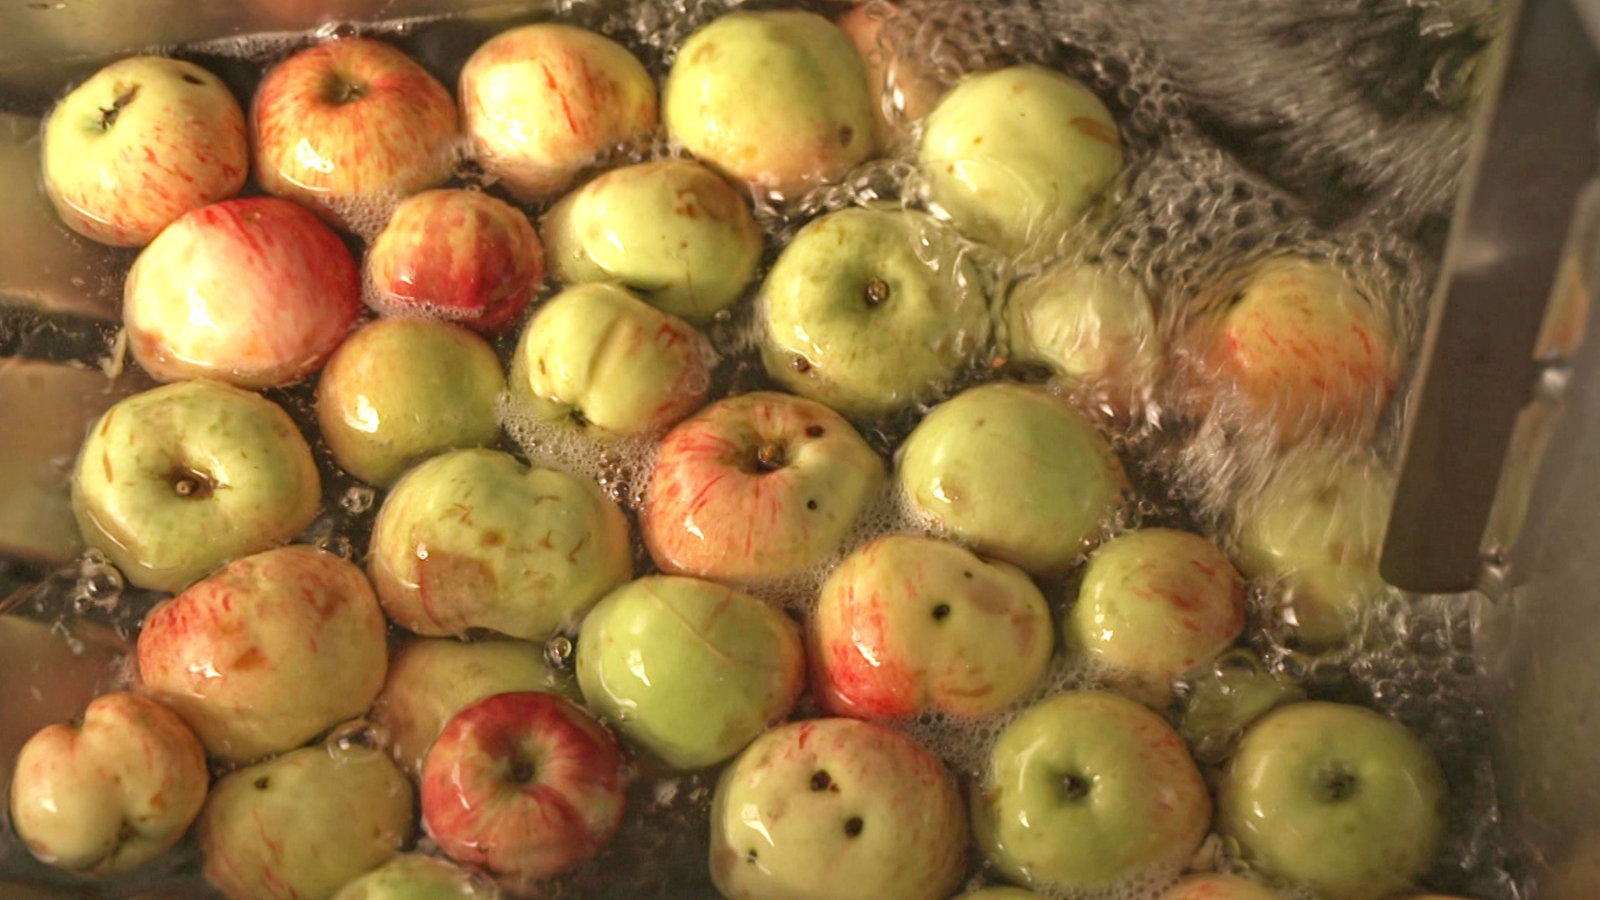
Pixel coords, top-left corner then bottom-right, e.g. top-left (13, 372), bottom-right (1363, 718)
top-left (836, 3), bottom-right (946, 147)
top-left (1005, 261), bottom-right (1159, 405)
top-left (332, 854), bottom-right (500, 899)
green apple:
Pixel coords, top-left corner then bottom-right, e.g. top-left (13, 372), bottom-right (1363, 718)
top-left (541, 158), bottom-right (763, 320)
top-left (1218, 702), bottom-right (1447, 900)
top-left (1231, 446), bottom-right (1394, 645)
top-left (1179, 650), bottom-right (1305, 762)
top-left (1164, 873), bottom-right (1282, 899)
top-left (369, 637), bottom-right (574, 775)
top-left (811, 534), bottom-right (1053, 718)
top-left (199, 744), bottom-right (414, 900)
top-left (1005, 261), bottom-right (1158, 401)
top-left (896, 381), bottom-right (1127, 576)
top-left (758, 207), bottom-right (989, 418)
top-left (507, 282), bottom-right (714, 438)
top-left (665, 10), bottom-right (879, 198)
top-left (952, 890), bottom-right (1043, 900)
top-left (575, 575), bottom-right (804, 770)
top-left (973, 690), bottom-right (1211, 891)
top-left (710, 718), bottom-right (967, 900)
top-left (1065, 528), bottom-right (1246, 706)
top-left (920, 65), bottom-right (1122, 255)
top-left (332, 854), bottom-right (499, 900)
top-left (368, 448), bottom-right (633, 642)
top-left (317, 317), bottom-right (505, 486)
top-left (71, 379), bottom-right (320, 593)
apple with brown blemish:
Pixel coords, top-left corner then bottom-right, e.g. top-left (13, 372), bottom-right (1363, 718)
top-left (137, 545), bottom-right (389, 764)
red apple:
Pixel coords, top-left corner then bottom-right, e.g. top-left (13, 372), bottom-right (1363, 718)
top-left (836, 4), bottom-right (945, 147)
top-left (420, 691), bottom-right (627, 891)
top-left (123, 196), bottom-right (362, 388)
top-left (253, 37), bottom-right (458, 231)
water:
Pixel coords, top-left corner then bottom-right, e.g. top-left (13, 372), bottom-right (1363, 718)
top-left (0, 0), bottom-right (1514, 897)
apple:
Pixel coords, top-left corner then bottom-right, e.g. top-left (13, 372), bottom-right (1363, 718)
top-left (953, 890), bottom-right (1043, 900)
top-left (1064, 528), bottom-right (1247, 706)
top-left (1231, 446), bottom-right (1394, 646)
top-left (420, 691), bottom-right (627, 891)
top-left (973, 690), bottom-right (1211, 891)
top-left (9, 691), bottom-right (207, 875)
top-left (459, 23), bottom-right (657, 201)
top-left (40, 56), bottom-right (248, 247)
top-left (137, 545), bottom-right (389, 764)
top-left (1218, 701), bottom-right (1448, 900)
top-left (506, 282), bottom-right (714, 438)
top-left (758, 207), bottom-right (988, 419)
top-left (200, 743), bottom-right (414, 900)
top-left (1164, 873), bottom-right (1282, 900)
top-left (575, 575), bottom-right (804, 770)
top-left (368, 448), bottom-right (633, 642)
top-left (0, 616), bottom-right (125, 800)
top-left (896, 381), bottom-right (1128, 577)
top-left (836, 3), bottom-right (946, 147)
top-left (365, 187), bottom-right (545, 334)
top-left (642, 391), bottom-right (886, 583)
top-left (316, 316), bottom-right (505, 487)
top-left (540, 158), bottom-right (762, 320)
top-left (332, 854), bottom-right (499, 900)
top-left (71, 379), bottom-right (320, 593)
top-left (709, 717), bottom-right (967, 900)
top-left (664, 10), bottom-right (879, 199)
top-left (1179, 650), bottom-right (1305, 762)
top-left (370, 636), bottom-right (574, 776)
top-left (920, 65), bottom-right (1122, 255)
top-left (810, 533), bottom-right (1053, 719)
top-left (1179, 256), bottom-right (1399, 444)
top-left (1004, 261), bottom-right (1159, 404)
top-left (253, 37), bottom-right (458, 230)
top-left (123, 196), bottom-right (362, 388)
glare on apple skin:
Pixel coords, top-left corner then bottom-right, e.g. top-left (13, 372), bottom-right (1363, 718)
top-left (710, 718), bottom-right (967, 900)
top-left (316, 317), bottom-right (505, 487)
top-left (253, 37), bottom-right (458, 229)
top-left (541, 158), bottom-right (763, 321)
top-left (9, 691), bottom-right (207, 876)
top-left (368, 448), bottom-right (633, 642)
top-left (920, 65), bottom-right (1122, 255)
top-left (1005, 261), bottom-right (1159, 406)
top-left (973, 690), bottom-right (1211, 892)
top-left (1218, 702), bottom-right (1447, 900)
top-left (365, 188), bottom-right (545, 334)
top-left (123, 196), bottom-right (363, 389)
top-left (332, 854), bottom-right (501, 900)
top-left (71, 379), bottom-right (321, 594)
top-left (460, 23), bottom-right (657, 202)
top-left (575, 575), bottom-right (804, 770)
top-left (665, 10), bottom-right (879, 199)
top-left (811, 534), bottom-right (1052, 719)
top-left (896, 381), bottom-right (1128, 577)
top-left (200, 743), bottom-right (414, 900)
top-left (41, 56), bottom-right (248, 247)
top-left (759, 207), bottom-right (989, 419)
top-left (1163, 873), bottom-right (1282, 900)
top-left (642, 391), bottom-right (886, 584)
top-left (420, 691), bottom-right (627, 891)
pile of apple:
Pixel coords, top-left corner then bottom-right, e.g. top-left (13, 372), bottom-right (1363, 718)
top-left (8, 3), bottom-right (1472, 900)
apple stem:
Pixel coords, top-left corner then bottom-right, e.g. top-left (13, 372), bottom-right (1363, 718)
top-left (1060, 773), bottom-right (1092, 802)
top-left (864, 278), bottom-right (891, 307)
top-left (97, 86), bottom-right (139, 130)
top-left (169, 467), bottom-right (217, 500)
top-left (752, 443), bottom-right (786, 473)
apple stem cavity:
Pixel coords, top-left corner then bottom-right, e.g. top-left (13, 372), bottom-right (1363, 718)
top-left (751, 442), bottom-right (787, 473)
top-left (863, 278), bottom-right (891, 307)
top-left (97, 86), bottom-right (139, 130)
top-left (323, 75), bottom-right (369, 106)
top-left (1315, 764), bottom-right (1360, 803)
top-left (1060, 772), bottom-right (1092, 802)
top-left (169, 466), bottom-right (218, 499)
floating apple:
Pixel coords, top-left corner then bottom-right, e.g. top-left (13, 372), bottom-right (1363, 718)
top-left (642, 391), bottom-right (886, 583)
top-left (1064, 528), bottom-right (1247, 705)
top-left (836, 3), bottom-right (946, 147)
top-left (9, 691), bottom-right (207, 875)
top-left (709, 718), bottom-right (967, 900)
top-left (540, 158), bottom-right (763, 320)
top-left (1218, 702), bottom-right (1447, 900)
top-left (811, 534), bottom-right (1053, 719)
top-left (459, 23), bottom-right (657, 201)
top-left (575, 575), bottom-right (804, 770)
top-left (506, 282), bottom-right (714, 439)
top-left (0, 616), bottom-right (125, 800)
top-left (72, 379), bottom-right (320, 593)
top-left (332, 854), bottom-right (500, 900)
top-left (421, 691), bottom-right (627, 891)
top-left (973, 690), bottom-right (1211, 891)
top-left (123, 196), bottom-right (362, 388)
top-left (665, 10), bottom-right (879, 198)
top-left (137, 545), bottom-right (388, 764)
top-left (200, 743), bottom-right (414, 900)
top-left (896, 381), bottom-right (1127, 576)
top-left (920, 65), bottom-right (1123, 254)
top-left (1164, 873), bottom-right (1282, 900)
top-left (316, 317), bottom-right (505, 486)
top-left (368, 448), bottom-right (633, 642)
top-left (40, 56), bottom-right (247, 247)
top-left (759, 207), bottom-right (988, 418)
top-left (365, 188), bottom-right (545, 334)
top-left (1005, 261), bottom-right (1159, 403)
top-left (253, 37), bottom-right (458, 229)
top-left (1179, 650), bottom-right (1305, 762)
